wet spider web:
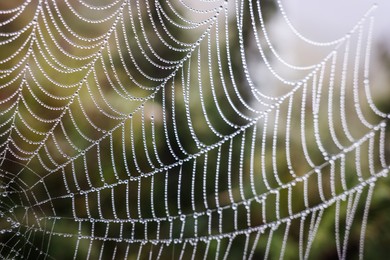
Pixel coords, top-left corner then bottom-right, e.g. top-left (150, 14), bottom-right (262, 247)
top-left (0, 0), bottom-right (389, 259)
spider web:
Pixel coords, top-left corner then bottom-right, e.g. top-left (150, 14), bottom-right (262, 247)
top-left (0, 0), bottom-right (389, 259)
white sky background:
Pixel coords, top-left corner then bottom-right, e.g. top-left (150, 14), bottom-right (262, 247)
top-left (251, 0), bottom-right (390, 97)
top-left (281, 0), bottom-right (390, 45)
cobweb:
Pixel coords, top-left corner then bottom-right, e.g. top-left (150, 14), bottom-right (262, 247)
top-left (0, 0), bottom-right (389, 259)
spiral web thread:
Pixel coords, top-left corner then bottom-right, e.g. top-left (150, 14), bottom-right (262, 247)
top-left (0, 0), bottom-right (389, 259)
